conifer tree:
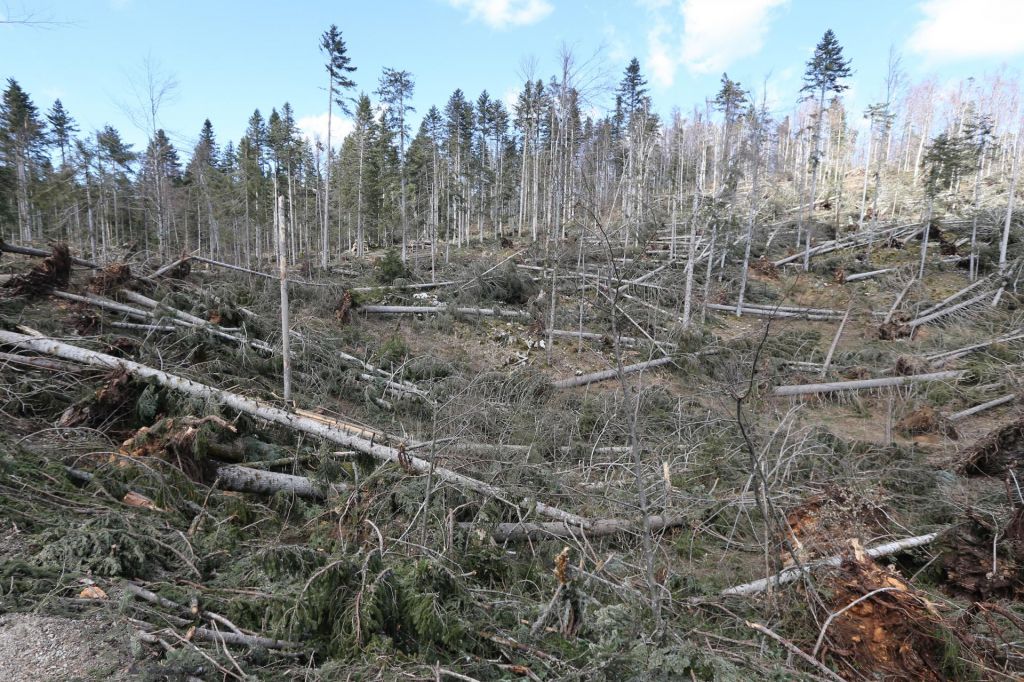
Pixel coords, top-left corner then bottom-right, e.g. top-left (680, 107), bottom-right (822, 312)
top-left (377, 68), bottom-right (415, 259)
top-left (0, 78), bottom-right (45, 240)
top-left (319, 24), bottom-right (356, 268)
top-left (46, 99), bottom-right (77, 169)
top-left (798, 29), bottom-right (852, 270)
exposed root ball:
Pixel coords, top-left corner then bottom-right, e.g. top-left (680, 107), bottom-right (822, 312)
top-left (2, 244), bottom-right (72, 296)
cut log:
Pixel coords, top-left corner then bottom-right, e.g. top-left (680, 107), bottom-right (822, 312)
top-left (720, 531), bottom-right (942, 596)
top-left (0, 331), bottom-right (588, 528)
top-left (773, 370), bottom-right (965, 396)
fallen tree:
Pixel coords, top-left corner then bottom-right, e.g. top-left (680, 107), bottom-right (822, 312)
top-left (359, 304), bottom-right (528, 319)
top-left (0, 330), bottom-right (588, 528)
top-left (773, 370), bottom-right (965, 396)
top-left (719, 531), bottom-right (943, 596)
top-left (459, 512), bottom-right (690, 542)
top-left (552, 356), bottom-right (674, 389)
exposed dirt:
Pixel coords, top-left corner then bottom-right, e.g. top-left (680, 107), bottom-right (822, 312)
top-left (0, 614), bottom-right (135, 681)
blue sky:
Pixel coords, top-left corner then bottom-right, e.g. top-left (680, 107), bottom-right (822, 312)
top-left (2, 0), bottom-right (1022, 156)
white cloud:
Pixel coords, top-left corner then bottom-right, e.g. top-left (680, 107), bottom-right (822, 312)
top-left (647, 23), bottom-right (676, 87)
top-left (297, 113), bottom-right (353, 150)
top-left (908, 0), bottom-right (1024, 61)
top-left (679, 0), bottom-right (787, 75)
top-left (446, 0), bottom-right (553, 29)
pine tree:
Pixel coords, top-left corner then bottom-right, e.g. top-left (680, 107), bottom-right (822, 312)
top-left (0, 78), bottom-right (45, 240)
top-left (798, 29), bottom-right (852, 270)
top-left (319, 24), bottom-right (357, 268)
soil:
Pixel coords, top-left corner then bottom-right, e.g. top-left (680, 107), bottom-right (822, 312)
top-left (0, 613), bottom-right (135, 681)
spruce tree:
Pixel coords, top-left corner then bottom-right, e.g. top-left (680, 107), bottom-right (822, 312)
top-left (0, 78), bottom-right (45, 240)
top-left (798, 29), bottom-right (852, 270)
top-left (319, 24), bottom-right (357, 268)
top-left (377, 68), bottom-right (415, 260)
top-left (46, 99), bottom-right (77, 169)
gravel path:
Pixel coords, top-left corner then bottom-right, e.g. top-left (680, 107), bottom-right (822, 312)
top-left (0, 614), bottom-right (132, 681)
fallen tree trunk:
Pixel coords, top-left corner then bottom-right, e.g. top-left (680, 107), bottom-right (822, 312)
top-left (0, 331), bottom-right (587, 528)
top-left (706, 303), bottom-right (840, 320)
top-left (348, 279), bottom-right (462, 294)
top-left (773, 370), bottom-right (965, 396)
top-left (948, 394), bottom-right (1016, 421)
top-left (213, 464), bottom-right (347, 499)
top-left (0, 238), bottom-right (100, 269)
top-left (547, 329), bottom-right (677, 349)
top-left (842, 267), bottom-right (898, 282)
top-left (459, 513), bottom-right (690, 542)
top-left (927, 328), bottom-right (1024, 365)
top-left (906, 290), bottom-right (992, 329)
top-left (52, 290), bottom-right (152, 321)
top-left (121, 290), bottom-right (275, 354)
top-left (552, 356), bottom-right (674, 389)
top-left (191, 255), bottom-right (331, 287)
top-left (359, 304), bottom-right (528, 319)
top-left (720, 531), bottom-right (942, 596)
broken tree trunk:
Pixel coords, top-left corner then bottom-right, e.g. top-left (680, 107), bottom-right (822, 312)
top-left (773, 370), bottom-right (965, 396)
top-left (720, 531), bottom-right (942, 596)
top-left (213, 465), bottom-right (347, 499)
top-left (0, 331), bottom-right (588, 528)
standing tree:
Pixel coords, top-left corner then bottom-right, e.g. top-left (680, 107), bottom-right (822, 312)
top-left (798, 29), bottom-right (852, 270)
top-left (319, 24), bottom-right (357, 269)
top-left (0, 79), bottom-right (45, 241)
top-left (377, 68), bottom-right (415, 261)
top-left (46, 99), bottom-right (78, 169)
top-left (714, 73), bottom-right (747, 194)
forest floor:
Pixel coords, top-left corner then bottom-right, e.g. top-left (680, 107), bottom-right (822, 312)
top-left (1, 211), bottom-right (1023, 680)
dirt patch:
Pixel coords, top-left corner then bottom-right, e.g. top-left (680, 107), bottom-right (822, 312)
top-left (896, 406), bottom-right (957, 439)
top-left (0, 614), bottom-right (134, 681)
top-left (821, 542), bottom-right (961, 681)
